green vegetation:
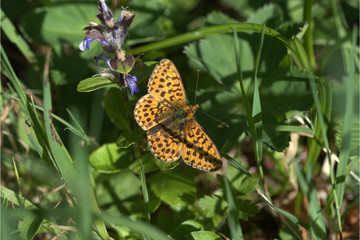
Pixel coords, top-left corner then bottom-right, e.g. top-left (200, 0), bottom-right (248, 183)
top-left (1, 0), bottom-right (359, 239)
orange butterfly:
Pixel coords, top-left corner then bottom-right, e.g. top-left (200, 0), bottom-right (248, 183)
top-left (134, 59), bottom-right (222, 171)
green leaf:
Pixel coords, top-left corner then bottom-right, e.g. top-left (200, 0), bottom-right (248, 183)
top-left (18, 213), bottom-right (43, 240)
top-left (154, 158), bottom-right (181, 171)
top-left (236, 199), bottom-right (260, 220)
top-left (169, 220), bottom-right (203, 239)
top-left (1, 9), bottom-right (36, 63)
top-left (125, 0), bottom-right (167, 45)
top-left (149, 170), bottom-right (196, 206)
top-left (185, 33), bottom-right (251, 84)
top-left (129, 153), bottom-right (159, 174)
top-left (198, 195), bottom-right (227, 217)
top-left (101, 213), bottom-right (169, 240)
top-left (206, 11), bottom-right (237, 25)
top-left (115, 55), bottom-right (135, 74)
top-left (278, 223), bottom-right (303, 240)
top-left (116, 127), bottom-right (143, 149)
top-left (77, 76), bottom-right (116, 92)
top-left (246, 3), bottom-right (283, 26)
top-left (0, 186), bottom-right (37, 209)
top-left (187, 231), bottom-right (222, 240)
top-left (224, 165), bottom-right (258, 195)
top-left (104, 87), bottom-right (132, 132)
top-left (185, 31), bottom-right (305, 152)
top-left (96, 170), bottom-right (141, 206)
top-left (89, 143), bottom-right (130, 173)
top-left (20, 3), bottom-right (97, 47)
top-left (131, 61), bottom-right (158, 84)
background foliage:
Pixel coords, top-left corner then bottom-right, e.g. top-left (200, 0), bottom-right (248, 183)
top-left (1, 0), bottom-right (359, 239)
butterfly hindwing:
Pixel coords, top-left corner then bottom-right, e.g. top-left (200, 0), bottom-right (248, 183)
top-left (147, 119), bottom-right (185, 162)
top-left (182, 119), bottom-right (222, 172)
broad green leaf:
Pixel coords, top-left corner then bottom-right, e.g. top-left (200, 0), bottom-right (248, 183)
top-left (224, 165), bottom-right (258, 195)
top-left (101, 214), bottom-right (169, 240)
top-left (1, 9), bottom-right (36, 63)
top-left (129, 153), bottom-right (159, 174)
top-left (77, 76), bottom-right (116, 92)
top-left (206, 12), bottom-right (237, 25)
top-left (130, 61), bottom-right (158, 85)
top-left (169, 220), bottom-right (203, 239)
top-left (18, 213), bottom-right (43, 240)
top-left (116, 127), bottom-right (143, 149)
top-left (154, 158), bottom-right (180, 171)
top-left (247, 3), bottom-right (283, 26)
top-left (149, 170), bottom-right (196, 206)
top-left (104, 87), bottom-right (132, 132)
top-left (20, 4), bottom-right (97, 47)
top-left (198, 195), bottom-right (227, 217)
top-left (125, 195), bottom-right (162, 219)
top-left (115, 55), bottom-right (135, 74)
top-left (222, 0), bottom-right (257, 17)
top-left (126, 0), bottom-right (167, 45)
top-left (187, 231), bottom-right (222, 240)
top-left (185, 33), bottom-right (253, 84)
top-left (96, 170), bottom-right (141, 206)
top-left (89, 143), bottom-right (130, 173)
top-left (0, 186), bottom-right (37, 209)
top-left (185, 31), bottom-right (308, 152)
top-left (236, 199), bottom-right (260, 220)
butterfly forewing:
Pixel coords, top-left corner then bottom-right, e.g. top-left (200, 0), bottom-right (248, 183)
top-left (148, 59), bottom-right (186, 106)
top-left (134, 94), bottom-right (173, 131)
top-left (182, 119), bottom-right (222, 171)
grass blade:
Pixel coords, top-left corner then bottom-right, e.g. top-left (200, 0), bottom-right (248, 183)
top-left (233, 27), bottom-right (264, 178)
top-left (101, 214), bottom-right (170, 240)
top-left (140, 159), bottom-right (150, 222)
top-left (252, 24), bottom-right (265, 169)
top-left (293, 161), bottom-right (327, 239)
top-left (224, 176), bottom-right (243, 240)
top-left (131, 23), bottom-right (291, 55)
top-left (41, 49), bottom-right (110, 240)
top-left (1, 9), bottom-right (37, 64)
top-left (335, 27), bottom-right (357, 209)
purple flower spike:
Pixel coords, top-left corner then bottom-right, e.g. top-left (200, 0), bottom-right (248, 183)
top-left (79, 37), bottom-right (94, 51)
top-left (97, 0), bottom-right (114, 27)
top-left (124, 74), bottom-right (139, 95)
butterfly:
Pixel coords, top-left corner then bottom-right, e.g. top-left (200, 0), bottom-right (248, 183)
top-left (134, 59), bottom-right (222, 172)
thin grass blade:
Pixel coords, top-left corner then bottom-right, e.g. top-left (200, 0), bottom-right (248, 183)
top-left (335, 27), bottom-right (357, 208)
top-left (224, 176), bottom-right (243, 240)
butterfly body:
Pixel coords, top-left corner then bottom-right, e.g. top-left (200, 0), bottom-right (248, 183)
top-left (134, 59), bottom-right (222, 171)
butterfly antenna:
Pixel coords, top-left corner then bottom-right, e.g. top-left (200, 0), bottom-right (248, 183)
top-left (194, 69), bottom-right (200, 105)
top-left (197, 109), bottom-right (229, 127)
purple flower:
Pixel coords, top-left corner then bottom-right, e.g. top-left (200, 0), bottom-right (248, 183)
top-left (79, 1), bottom-right (139, 95)
top-left (124, 74), bottom-right (139, 95)
top-left (79, 0), bottom-right (135, 54)
top-left (79, 37), bottom-right (94, 51)
top-left (97, 0), bottom-right (114, 27)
